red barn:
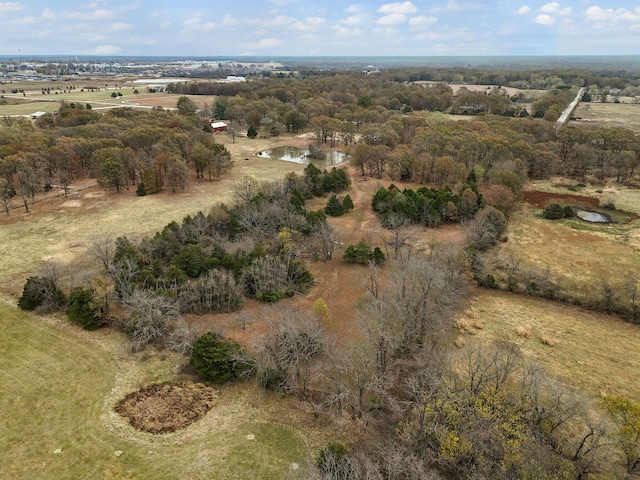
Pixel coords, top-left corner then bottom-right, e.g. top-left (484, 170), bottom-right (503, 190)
top-left (211, 122), bottom-right (228, 132)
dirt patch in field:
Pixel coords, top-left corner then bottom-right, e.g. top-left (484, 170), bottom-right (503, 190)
top-left (115, 382), bottom-right (217, 434)
top-left (523, 190), bottom-right (601, 209)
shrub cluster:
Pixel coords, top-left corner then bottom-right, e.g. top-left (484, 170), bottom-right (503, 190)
top-left (190, 332), bottom-right (255, 384)
top-left (18, 276), bottom-right (66, 312)
top-left (343, 239), bottom-right (385, 265)
top-left (542, 203), bottom-right (575, 219)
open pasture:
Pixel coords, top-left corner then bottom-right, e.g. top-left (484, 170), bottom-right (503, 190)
top-left (461, 289), bottom-right (640, 400)
top-left (0, 76), bottom-right (216, 115)
top-left (488, 198), bottom-right (640, 296)
top-left (571, 101), bottom-right (640, 132)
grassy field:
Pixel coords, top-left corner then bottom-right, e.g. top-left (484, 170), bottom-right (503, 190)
top-left (0, 302), bottom-right (339, 480)
top-left (0, 75), bottom-right (216, 115)
top-left (460, 289), bottom-right (640, 401)
top-left (571, 102), bottom-right (640, 132)
top-left (484, 179), bottom-right (640, 297)
top-left (4, 97), bottom-right (640, 477)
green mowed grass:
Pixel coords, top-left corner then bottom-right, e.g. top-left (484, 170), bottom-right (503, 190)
top-left (0, 302), bottom-right (333, 479)
top-left (0, 101), bottom-right (60, 115)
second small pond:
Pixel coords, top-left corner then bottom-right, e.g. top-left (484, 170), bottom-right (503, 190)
top-left (257, 146), bottom-right (349, 166)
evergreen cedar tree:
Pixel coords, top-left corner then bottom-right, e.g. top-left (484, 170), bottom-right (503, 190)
top-left (18, 276), bottom-right (66, 312)
top-left (66, 287), bottom-right (103, 330)
top-left (190, 332), bottom-right (254, 384)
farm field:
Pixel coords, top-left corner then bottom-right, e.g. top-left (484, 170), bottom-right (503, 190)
top-left (459, 289), bottom-right (640, 401)
top-left (571, 101), bottom-right (640, 132)
top-left (0, 76), bottom-right (217, 115)
top-left (0, 133), bottom-right (308, 298)
top-left (477, 175), bottom-right (640, 301)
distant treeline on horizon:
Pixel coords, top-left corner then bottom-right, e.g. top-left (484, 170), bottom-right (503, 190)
top-left (2, 54), bottom-right (640, 71)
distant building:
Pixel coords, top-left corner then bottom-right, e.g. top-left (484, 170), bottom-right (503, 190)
top-left (211, 121), bottom-right (228, 132)
top-left (226, 75), bottom-right (246, 82)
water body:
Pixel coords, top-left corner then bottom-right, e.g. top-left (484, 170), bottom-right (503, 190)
top-left (575, 208), bottom-right (610, 223)
top-left (257, 146), bottom-right (348, 166)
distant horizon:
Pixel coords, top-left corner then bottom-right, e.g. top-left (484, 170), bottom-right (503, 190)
top-left (3, 54), bottom-right (640, 71)
top-left (1, 1), bottom-right (639, 57)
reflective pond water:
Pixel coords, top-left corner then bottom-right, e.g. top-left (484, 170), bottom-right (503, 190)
top-left (257, 146), bottom-right (348, 165)
top-left (575, 208), bottom-right (610, 223)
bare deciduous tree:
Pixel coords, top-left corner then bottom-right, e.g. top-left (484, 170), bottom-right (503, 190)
top-left (122, 289), bottom-right (181, 347)
top-left (87, 235), bottom-right (115, 271)
top-left (260, 307), bottom-right (325, 397)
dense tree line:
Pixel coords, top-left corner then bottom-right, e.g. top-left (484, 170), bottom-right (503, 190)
top-left (0, 101), bottom-right (232, 213)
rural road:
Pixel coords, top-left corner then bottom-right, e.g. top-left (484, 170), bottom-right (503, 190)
top-left (556, 87), bottom-right (585, 130)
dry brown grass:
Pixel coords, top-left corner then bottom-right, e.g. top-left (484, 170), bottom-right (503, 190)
top-left (469, 289), bottom-right (640, 400)
top-left (571, 102), bottom-right (640, 133)
top-left (515, 325), bottom-right (533, 338)
top-left (487, 201), bottom-right (640, 295)
top-left (453, 318), bottom-right (485, 335)
top-left (528, 177), bottom-right (640, 215)
top-left (539, 334), bottom-right (558, 347)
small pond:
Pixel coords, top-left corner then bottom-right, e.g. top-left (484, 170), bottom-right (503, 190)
top-left (575, 208), bottom-right (610, 223)
top-left (257, 146), bottom-right (349, 166)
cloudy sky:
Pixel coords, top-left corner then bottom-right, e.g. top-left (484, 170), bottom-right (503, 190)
top-left (0, 0), bottom-right (639, 57)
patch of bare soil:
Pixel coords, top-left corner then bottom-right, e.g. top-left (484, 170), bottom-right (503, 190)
top-left (523, 190), bottom-right (601, 209)
top-left (115, 382), bottom-right (216, 434)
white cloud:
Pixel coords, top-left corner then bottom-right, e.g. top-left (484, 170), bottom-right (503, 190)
top-left (303, 16), bottom-right (325, 28)
top-left (540, 2), bottom-right (560, 14)
top-left (222, 14), bottom-right (237, 26)
top-left (0, 2), bottom-right (23, 15)
top-left (432, 1), bottom-right (482, 13)
top-left (534, 14), bottom-right (555, 25)
top-left (70, 9), bottom-right (115, 21)
top-left (413, 31), bottom-right (442, 41)
top-left (515, 6), bottom-right (530, 15)
top-left (376, 12), bottom-right (406, 25)
top-left (160, 20), bottom-right (171, 28)
top-left (41, 8), bottom-right (55, 20)
top-left (246, 38), bottom-right (284, 49)
top-left (92, 44), bottom-right (122, 55)
top-left (182, 16), bottom-right (216, 31)
top-left (341, 14), bottom-right (367, 25)
top-left (345, 4), bottom-right (363, 13)
top-left (9, 15), bottom-right (35, 24)
top-left (111, 22), bottom-right (132, 31)
top-left (409, 15), bottom-right (437, 27)
top-left (331, 25), bottom-right (365, 37)
top-left (584, 6), bottom-right (640, 24)
top-left (378, 1), bottom-right (417, 14)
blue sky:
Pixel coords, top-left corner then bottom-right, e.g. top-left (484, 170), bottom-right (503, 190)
top-left (1, 1), bottom-right (639, 57)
